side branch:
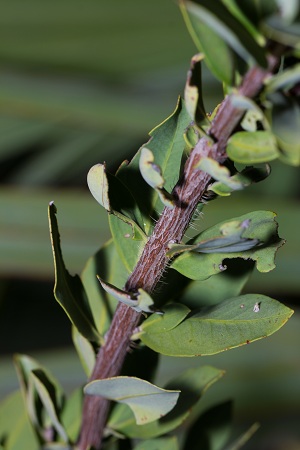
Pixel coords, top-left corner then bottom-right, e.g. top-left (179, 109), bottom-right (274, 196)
top-left (78, 57), bottom-right (279, 450)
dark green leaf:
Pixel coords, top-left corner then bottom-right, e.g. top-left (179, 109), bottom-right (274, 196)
top-left (48, 202), bottom-right (101, 343)
top-left (139, 295), bottom-right (293, 356)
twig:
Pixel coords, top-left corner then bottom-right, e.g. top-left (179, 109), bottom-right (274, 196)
top-left (77, 56), bottom-right (278, 450)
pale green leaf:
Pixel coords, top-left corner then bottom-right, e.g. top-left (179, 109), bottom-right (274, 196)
top-left (139, 148), bottom-right (165, 189)
top-left (133, 437), bottom-right (179, 450)
top-left (87, 163), bottom-right (110, 211)
top-left (184, 53), bottom-right (207, 124)
top-left (30, 370), bottom-right (68, 443)
top-left (48, 202), bottom-right (101, 343)
top-left (61, 389), bottom-right (82, 444)
top-left (84, 377), bottom-right (180, 425)
top-left (140, 295), bottom-right (293, 356)
top-left (209, 165), bottom-right (270, 196)
top-left (71, 326), bottom-right (95, 377)
top-left (227, 131), bottom-right (280, 164)
top-left (107, 366), bottom-right (223, 438)
top-left (171, 211), bottom-right (284, 280)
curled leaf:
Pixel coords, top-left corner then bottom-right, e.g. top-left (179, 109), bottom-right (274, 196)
top-left (84, 377), bottom-right (180, 425)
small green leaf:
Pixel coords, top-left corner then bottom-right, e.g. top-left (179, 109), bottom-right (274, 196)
top-left (184, 53), bottom-right (207, 124)
top-left (140, 295), bottom-right (293, 356)
top-left (97, 276), bottom-right (156, 314)
top-left (107, 366), bottom-right (223, 438)
top-left (227, 131), bottom-right (280, 164)
top-left (209, 165), bottom-right (270, 196)
top-left (139, 147), bottom-right (166, 189)
top-left (61, 389), bottom-right (83, 444)
top-left (87, 163), bottom-right (110, 211)
top-left (133, 437), bottom-right (179, 450)
top-left (84, 377), bottom-right (180, 425)
top-left (48, 202), bottom-right (101, 343)
top-left (171, 211), bottom-right (284, 280)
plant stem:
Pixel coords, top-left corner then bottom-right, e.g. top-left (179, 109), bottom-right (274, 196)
top-left (77, 57), bottom-right (278, 450)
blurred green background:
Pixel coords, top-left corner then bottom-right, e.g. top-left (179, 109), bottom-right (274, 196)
top-left (0, 1), bottom-right (299, 448)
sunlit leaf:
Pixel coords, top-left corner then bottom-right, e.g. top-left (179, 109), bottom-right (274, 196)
top-left (48, 202), bottom-right (101, 343)
top-left (140, 295), bottom-right (293, 356)
top-left (84, 377), bottom-right (180, 425)
top-left (107, 366), bottom-right (223, 438)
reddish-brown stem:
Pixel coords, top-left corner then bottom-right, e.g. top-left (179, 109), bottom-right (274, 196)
top-left (77, 57), bottom-right (279, 450)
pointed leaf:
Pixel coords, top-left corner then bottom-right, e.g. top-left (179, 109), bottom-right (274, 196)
top-left (264, 62), bottom-right (300, 93)
top-left (84, 377), bottom-right (180, 425)
top-left (97, 276), bottom-right (155, 313)
top-left (227, 131), bottom-right (280, 164)
top-left (107, 366), bottom-right (223, 438)
top-left (171, 211), bottom-right (284, 280)
top-left (48, 202), bottom-right (100, 343)
top-left (140, 295), bottom-right (293, 356)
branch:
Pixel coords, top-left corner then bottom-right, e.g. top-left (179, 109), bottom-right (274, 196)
top-left (77, 56), bottom-right (279, 450)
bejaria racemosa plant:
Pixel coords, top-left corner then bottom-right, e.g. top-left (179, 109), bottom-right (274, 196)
top-left (1, 2), bottom-right (299, 450)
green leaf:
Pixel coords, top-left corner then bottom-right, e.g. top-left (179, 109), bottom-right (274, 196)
top-left (136, 303), bottom-right (190, 337)
top-left (80, 239), bottom-right (127, 336)
top-left (270, 94), bottom-right (300, 166)
top-left (107, 366), bottom-right (223, 439)
top-left (84, 377), bottom-right (180, 425)
top-left (184, 53), bottom-right (207, 124)
top-left (30, 370), bottom-right (68, 443)
top-left (171, 211), bottom-right (284, 280)
top-left (97, 276), bottom-right (155, 314)
top-left (87, 163), bottom-right (110, 211)
top-left (180, 2), bottom-right (234, 84)
top-left (133, 437), bottom-right (179, 450)
top-left (48, 202), bottom-right (101, 343)
top-left (183, 400), bottom-right (233, 450)
top-left (264, 63), bottom-right (300, 93)
top-left (61, 389), bottom-right (82, 444)
top-left (0, 390), bottom-right (39, 450)
top-left (71, 326), bottom-right (95, 378)
top-left (116, 97), bottom-right (191, 230)
top-left (168, 218), bottom-right (260, 255)
top-left (139, 294), bottom-right (293, 356)
top-left (139, 147), bottom-right (175, 208)
top-left (182, 0), bottom-right (267, 69)
top-left (209, 165), bottom-right (271, 196)
top-left (227, 131), bottom-right (280, 164)
top-left (14, 355), bottom-right (67, 444)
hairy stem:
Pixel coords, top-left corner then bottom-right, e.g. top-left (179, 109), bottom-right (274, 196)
top-left (77, 57), bottom-right (278, 450)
